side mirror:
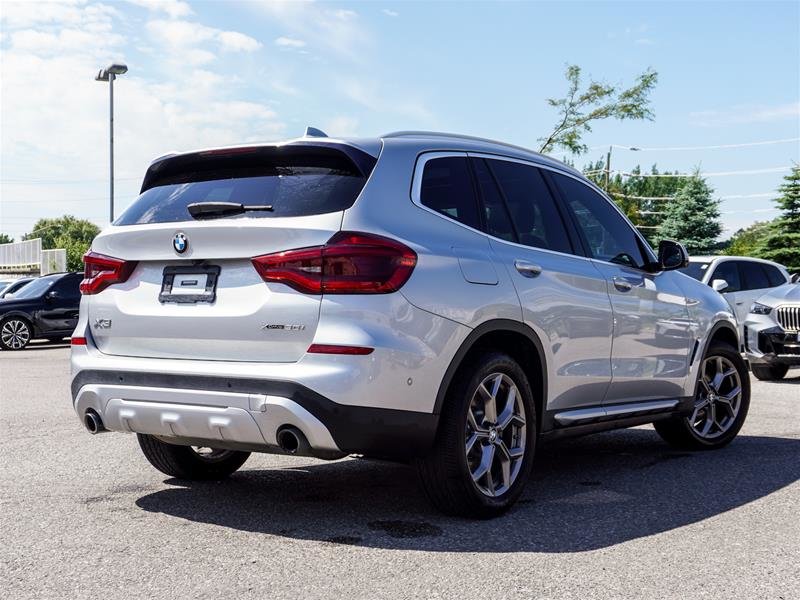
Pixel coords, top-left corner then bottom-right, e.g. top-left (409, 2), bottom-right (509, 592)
top-left (711, 279), bottom-right (729, 293)
top-left (657, 240), bottom-right (689, 271)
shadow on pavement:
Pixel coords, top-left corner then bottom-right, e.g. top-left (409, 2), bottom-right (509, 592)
top-left (135, 429), bottom-right (800, 552)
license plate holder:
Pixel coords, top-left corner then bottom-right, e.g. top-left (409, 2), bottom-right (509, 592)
top-left (159, 265), bottom-right (220, 304)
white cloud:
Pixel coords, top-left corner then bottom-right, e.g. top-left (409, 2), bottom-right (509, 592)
top-left (9, 27), bottom-right (125, 57)
top-left (125, 0), bottom-right (193, 19)
top-left (382, 9), bottom-right (399, 18)
top-left (0, 3), bottom-right (284, 239)
top-left (337, 78), bottom-right (432, 121)
top-left (324, 116), bottom-right (360, 137)
top-left (218, 30), bottom-right (262, 52)
top-left (146, 19), bottom-right (261, 52)
top-left (0, 1), bottom-right (87, 28)
top-left (690, 102), bottom-right (800, 127)
top-left (254, 1), bottom-right (369, 59)
top-left (274, 36), bottom-right (306, 48)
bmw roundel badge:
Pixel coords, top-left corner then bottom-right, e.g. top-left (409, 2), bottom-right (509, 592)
top-left (173, 232), bottom-right (188, 254)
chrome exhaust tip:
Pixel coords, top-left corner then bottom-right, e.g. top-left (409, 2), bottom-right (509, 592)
top-left (276, 425), bottom-right (310, 455)
top-left (84, 410), bottom-right (105, 434)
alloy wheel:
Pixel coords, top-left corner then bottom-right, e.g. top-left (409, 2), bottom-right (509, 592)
top-left (1, 319), bottom-right (30, 350)
top-left (465, 373), bottom-right (527, 497)
top-left (688, 355), bottom-right (743, 439)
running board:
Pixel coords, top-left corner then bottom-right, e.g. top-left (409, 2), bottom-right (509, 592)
top-left (554, 399), bottom-right (680, 426)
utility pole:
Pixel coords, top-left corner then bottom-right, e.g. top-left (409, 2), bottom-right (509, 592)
top-left (605, 145), bottom-right (612, 191)
top-left (95, 63), bottom-right (128, 223)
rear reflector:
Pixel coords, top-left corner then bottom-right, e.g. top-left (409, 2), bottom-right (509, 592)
top-left (252, 231), bottom-right (417, 294)
top-left (80, 251), bottom-right (137, 295)
top-left (307, 344), bottom-right (374, 355)
top-left (71, 337), bottom-right (87, 346)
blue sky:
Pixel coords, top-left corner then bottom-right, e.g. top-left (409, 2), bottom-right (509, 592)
top-left (1, 0), bottom-right (798, 242)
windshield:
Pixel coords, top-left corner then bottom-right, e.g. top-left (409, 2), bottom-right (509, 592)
top-left (679, 262), bottom-right (711, 281)
top-left (11, 276), bottom-right (57, 300)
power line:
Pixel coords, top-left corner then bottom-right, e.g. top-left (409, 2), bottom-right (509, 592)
top-left (1, 177), bottom-right (140, 185)
top-left (610, 191), bottom-right (777, 201)
top-left (590, 137), bottom-right (800, 151)
top-left (586, 166), bottom-right (792, 178)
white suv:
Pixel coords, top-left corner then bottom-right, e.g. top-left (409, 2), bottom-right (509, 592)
top-left (71, 130), bottom-right (749, 517)
top-left (679, 256), bottom-right (790, 341)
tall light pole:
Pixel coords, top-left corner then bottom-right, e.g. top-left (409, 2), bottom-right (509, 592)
top-left (95, 63), bottom-right (128, 223)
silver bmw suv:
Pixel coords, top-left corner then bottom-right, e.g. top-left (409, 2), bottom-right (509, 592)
top-left (71, 129), bottom-right (749, 518)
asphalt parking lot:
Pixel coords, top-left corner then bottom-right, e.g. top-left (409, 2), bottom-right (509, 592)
top-left (2, 342), bottom-right (798, 600)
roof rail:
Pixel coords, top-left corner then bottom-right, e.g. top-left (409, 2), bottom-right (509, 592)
top-left (381, 130), bottom-right (543, 157)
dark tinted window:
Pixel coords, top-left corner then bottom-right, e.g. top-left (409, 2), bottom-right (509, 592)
top-left (51, 274), bottom-right (81, 299)
top-left (739, 262), bottom-right (770, 290)
top-left (484, 160), bottom-right (572, 254)
top-left (471, 158), bottom-right (515, 242)
top-left (680, 261), bottom-right (711, 281)
top-left (710, 261), bottom-right (741, 292)
top-left (420, 157), bottom-right (481, 230)
top-left (762, 264), bottom-right (786, 287)
top-left (552, 172), bottom-right (649, 269)
top-left (116, 147), bottom-right (370, 225)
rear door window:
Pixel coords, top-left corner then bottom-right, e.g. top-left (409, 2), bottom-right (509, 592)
top-left (51, 274), bottom-right (82, 300)
top-left (419, 156), bottom-right (481, 230)
top-left (471, 158), bottom-right (516, 242)
top-left (116, 145), bottom-right (374, 225)
top-left (739, 262), bottom-right (771, 290)
top-left (482, 159), bottom-right (573, 254)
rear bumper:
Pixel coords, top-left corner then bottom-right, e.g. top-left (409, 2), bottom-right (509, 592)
top-left (71, 370), bottom-right (439, 460)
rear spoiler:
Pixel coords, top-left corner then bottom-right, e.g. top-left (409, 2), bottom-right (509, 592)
top-left (140, 141), bottom-right (378, 193)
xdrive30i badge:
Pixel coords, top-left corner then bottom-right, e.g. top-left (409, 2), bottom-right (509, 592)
top-left (173, 232), bottom-right (188, 254)
top-left (262, 324), bottom-right (306, 331)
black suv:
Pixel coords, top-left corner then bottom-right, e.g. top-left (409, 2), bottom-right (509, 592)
top-left (0, 272), bottom-right (82, 350)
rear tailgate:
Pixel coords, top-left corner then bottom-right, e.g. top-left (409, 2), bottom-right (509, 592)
top-left (84, 143), bottom-right (376, 363)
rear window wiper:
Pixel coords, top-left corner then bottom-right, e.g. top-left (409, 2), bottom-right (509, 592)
top-left (187, 201), bottom-right (273, 220)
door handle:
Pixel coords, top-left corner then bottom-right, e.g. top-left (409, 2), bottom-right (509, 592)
top-left (612, 276), bottom-right (633, 292)
top-left (735, 301), bottom-right (744, 306)
top-left (514, 260), bottom-right (542, 278)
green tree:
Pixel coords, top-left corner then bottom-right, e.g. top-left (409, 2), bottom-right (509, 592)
top-left (539, 65), bottom-right (658, 155)
top-left (23, 216), bottom-right (100, 271)
top-left (0, 233), bottom-right (13, 244)
top-left (656, 175), bottom-right (722, 254)
top-left (583, 162), bottom-right (689, 244)
top-left (757, 166), bottom-right (800, 271)
top-left (725, 220), bottom-right (775, 257)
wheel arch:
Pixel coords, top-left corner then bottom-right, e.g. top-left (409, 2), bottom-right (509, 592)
top-left (433, 319), bottom-right (547, 425)
top-left (706, 320), bottom-right (739, 353)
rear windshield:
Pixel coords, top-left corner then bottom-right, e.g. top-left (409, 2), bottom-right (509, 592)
top-left (679, 261), bottom-right (711, 281)
top-left (115, 145), bottom-right (374, 225)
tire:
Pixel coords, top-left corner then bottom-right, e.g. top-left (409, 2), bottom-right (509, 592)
top-left (751, 364), bottom-right (789, 381)
top-left (0, 317), bottom-right (32, 351)
top-left (417, 351), bottom-right (537, 518)
top-left (655, 340), bottom-right (750, 450)
top-left (137, 434), bottom-right (250, 480)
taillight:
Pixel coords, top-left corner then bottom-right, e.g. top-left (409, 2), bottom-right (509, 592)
top-left (251, 231), bottom-right (417, 294)
top-left (80, 251), bottom-right (137, 295)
